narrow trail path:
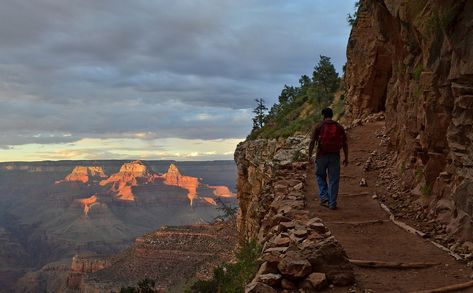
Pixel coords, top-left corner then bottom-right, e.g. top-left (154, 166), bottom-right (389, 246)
top-left (306, 121), bottom-right (472, 293)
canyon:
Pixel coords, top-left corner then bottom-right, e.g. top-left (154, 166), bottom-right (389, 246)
top-left (0, 160), bottom-right (236, 291)
top-left (1, 1), bottom-right (472, 292)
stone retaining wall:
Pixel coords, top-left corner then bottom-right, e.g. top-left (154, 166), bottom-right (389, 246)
top-left (235, 137), bottom-right (354, 292)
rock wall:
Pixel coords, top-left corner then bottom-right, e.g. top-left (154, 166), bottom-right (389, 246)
top-left (344, 0), bottom-right (473, 241)
top-left (234, 137), bottom-right (354, 291)
top-left (66, 255), bottom-right (111, 289)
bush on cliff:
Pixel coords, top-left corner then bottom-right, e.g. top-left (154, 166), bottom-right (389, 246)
top-left (120, 278), bottom-right (157, 293)
top-left (248, 55), bottom-right (341, 139)
top-left (187, 240), bottom-right (261, 293)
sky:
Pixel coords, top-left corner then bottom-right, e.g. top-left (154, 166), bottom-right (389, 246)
top-left (0, 0), bottom-right (356, 162)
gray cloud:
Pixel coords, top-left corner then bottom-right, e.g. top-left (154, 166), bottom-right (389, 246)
top-left (0, 0), bottom-right (355, 147)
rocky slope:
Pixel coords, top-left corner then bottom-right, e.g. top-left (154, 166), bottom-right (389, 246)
top-left (344, 0), bottom-right (473, 242)
top-left (235, 137), bottom-right (354, 291)
top-left (64, 222), bottom-right (236, 292)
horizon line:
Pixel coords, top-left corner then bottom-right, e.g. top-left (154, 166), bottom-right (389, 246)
top-left (0, 159), bottom-right (235, 164)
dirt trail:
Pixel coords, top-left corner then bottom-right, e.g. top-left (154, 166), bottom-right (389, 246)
top-left (306, 121), bottom-right (473, 293)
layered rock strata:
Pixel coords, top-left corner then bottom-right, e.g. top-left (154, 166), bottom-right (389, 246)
top-left (344, 0), bottom-right (473, 241)
top-left (65, 222), bottom-right (236, 291)
top-left (235, 137), bottom-right (354, 291)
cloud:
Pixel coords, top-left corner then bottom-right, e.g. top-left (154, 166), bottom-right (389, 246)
top-left (1, 137), bottom-right (241, 161)
top-left (0, 0), bottom-right (356, 152)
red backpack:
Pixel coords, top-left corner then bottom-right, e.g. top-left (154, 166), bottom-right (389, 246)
top-left (318, 122), bottom-right (344, 153)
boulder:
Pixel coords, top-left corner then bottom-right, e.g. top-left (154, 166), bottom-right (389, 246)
top-left (300, 237), bottom-right (355, 286)
top-left (255, 261), bottom-right (279, 276)
top-left (299, 272), bottom-right (328, 291)
top-left (245, 282), bottom-right (277, 293)
top-left (280, 278), bottom-right (297, 290)
top-left (277, 252), bottom-right (312, 280)
top-left (256, 273), bottom-right (282, 287)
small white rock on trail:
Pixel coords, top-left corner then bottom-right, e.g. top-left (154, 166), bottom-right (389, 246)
top-left (306, 121), bottom-right (473, 293)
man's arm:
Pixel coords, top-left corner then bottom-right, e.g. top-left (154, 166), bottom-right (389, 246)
top-left (308, 124), bottom-right (320, 161)
top-left (343, 142), bottom-right (349, 166)
top-left (341, 126), bottom-right (349, 166)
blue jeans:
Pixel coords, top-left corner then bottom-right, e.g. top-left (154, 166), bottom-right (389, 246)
top-left (315, 154), bottom-right (340, 208)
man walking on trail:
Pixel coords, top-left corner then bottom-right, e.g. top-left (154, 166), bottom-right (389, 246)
top-left (308, 108), bottom-right (348, 210)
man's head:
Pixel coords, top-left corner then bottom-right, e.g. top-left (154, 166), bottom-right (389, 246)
top-left (321, 108), bottom-right (334, 119)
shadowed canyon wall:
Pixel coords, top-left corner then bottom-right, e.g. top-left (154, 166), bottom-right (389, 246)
top-left (344, 0), bottom-right (473, 240)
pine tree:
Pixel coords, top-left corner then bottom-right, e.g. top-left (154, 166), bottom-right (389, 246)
top-left (312, 55), bottom-right (340, 104)
top-left (252, 98), bottom-right (267, 130)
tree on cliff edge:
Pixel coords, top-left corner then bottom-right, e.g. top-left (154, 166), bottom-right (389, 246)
top-left (252, 98), bottom-right (267, 131)
top-left (312, 55), bottom-right (340, 104)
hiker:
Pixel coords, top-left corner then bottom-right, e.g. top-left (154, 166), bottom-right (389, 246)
top-left (308, 108), bottom-right (348, 210)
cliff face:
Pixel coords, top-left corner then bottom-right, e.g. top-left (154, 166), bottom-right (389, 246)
top-left (66, 255), bottom-right (111, 290)
top-left (345, 0), bottom-right (473, 240)
top-left (235, 137), bottom-right (354, 291)
top-left (234, 137), bottom-right (308, 243)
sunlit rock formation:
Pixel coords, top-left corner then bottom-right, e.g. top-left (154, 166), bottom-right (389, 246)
top-left (161, 164), bottom-right (200, 206)
top-left (100, 161), bottom-right (158, 201)
top-left (202, 197), bottom-right (217, 206)
top-left (209, 185), bottom-right (236, 198)
top-left (55, 166), bottom-right (107, 184)
top-left (78, 195), bottom-right (98, 217)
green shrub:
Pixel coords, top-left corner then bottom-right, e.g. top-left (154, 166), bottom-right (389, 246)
top-left (413, 64), bottom-right (423, 81)
top-left (412, 84), bottom-right (422, 102)
top-left (347, 1), bottom-right (360, 26)
top-left (400, 163), bottom-right (406, 175)
top-left (120, 279), bottom-right (157, 293)
top-left (415, 168), bottom-right (423, 180)
top-left (187, 240), bottom-right (262, 293)
top-left (420, 183), bottom-right (431, 197)
top-left (292, 150), bottom-right (303, 162)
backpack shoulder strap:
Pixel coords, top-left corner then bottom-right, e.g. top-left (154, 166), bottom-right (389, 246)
top-left (318, 121), bottom-right (328, 139)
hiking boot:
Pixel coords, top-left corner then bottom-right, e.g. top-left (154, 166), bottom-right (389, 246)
top-left (329, 206), bottom-right (337, 210)
top-left (320, 200), bottom-right (329, 207)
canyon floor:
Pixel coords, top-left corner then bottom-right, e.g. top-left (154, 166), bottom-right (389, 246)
top-left (306, 121), bottom-right (473, 293)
